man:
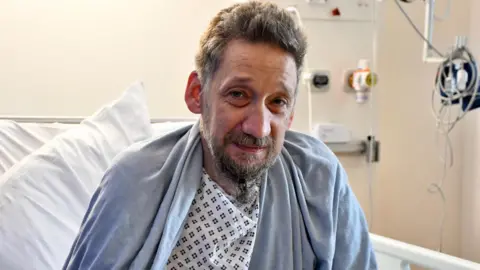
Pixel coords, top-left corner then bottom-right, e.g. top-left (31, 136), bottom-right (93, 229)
top-left (63, 1), bottom-right (377, 269)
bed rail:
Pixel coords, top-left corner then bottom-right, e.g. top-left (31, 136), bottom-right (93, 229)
top-left (370, 233), bottom-right (480, 270)
top-left (0, 116), bottom-right (198, 124)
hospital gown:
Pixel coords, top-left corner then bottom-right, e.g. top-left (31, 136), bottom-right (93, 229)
top-left (166, 170), bottom-right (259, 270)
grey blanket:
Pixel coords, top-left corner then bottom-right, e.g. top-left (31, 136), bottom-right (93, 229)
top-left (63, 120), bottom-right (377, 269)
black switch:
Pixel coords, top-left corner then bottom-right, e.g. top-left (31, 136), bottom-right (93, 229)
top-left (312, 74), bottom-right (329, 88)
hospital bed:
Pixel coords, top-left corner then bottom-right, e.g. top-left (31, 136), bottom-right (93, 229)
top-left (0, 82), bottom-right (479, 270)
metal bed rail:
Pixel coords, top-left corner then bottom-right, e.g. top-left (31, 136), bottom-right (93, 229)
top-left (0, 116), bottom-right (198, 124)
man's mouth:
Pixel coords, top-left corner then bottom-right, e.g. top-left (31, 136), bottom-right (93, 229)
top-left (233, 143), bottom-right (267, 153)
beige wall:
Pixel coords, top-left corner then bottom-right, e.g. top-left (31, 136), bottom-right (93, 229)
top-left (461, 0), bottom-right (480, 262)
top-left (0, 0), bottom-right (477, 262)
top-left (373, 0), bottom-right (471, 260)
top-left (0, 0), bottom-right (232, 118)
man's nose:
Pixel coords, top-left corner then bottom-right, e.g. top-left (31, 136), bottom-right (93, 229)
top-left (242, 105), bottom-right (272, 139)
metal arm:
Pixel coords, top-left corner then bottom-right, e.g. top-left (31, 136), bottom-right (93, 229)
top-left (423, 0), bottom-right (447, 63)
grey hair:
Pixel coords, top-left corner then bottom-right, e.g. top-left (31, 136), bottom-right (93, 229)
top-left (194, 1), bottom-right (308, 88)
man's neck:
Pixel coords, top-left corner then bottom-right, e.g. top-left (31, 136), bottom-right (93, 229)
top-left (201, 142), bottom-right (237, 196)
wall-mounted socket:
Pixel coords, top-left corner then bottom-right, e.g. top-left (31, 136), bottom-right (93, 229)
top-left (303, 70), bottom-right (331, 92)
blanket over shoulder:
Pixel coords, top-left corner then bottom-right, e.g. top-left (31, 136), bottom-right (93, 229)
top-left (63, 121), bottom-right (377, 270)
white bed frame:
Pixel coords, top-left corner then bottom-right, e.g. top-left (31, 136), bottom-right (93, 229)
top-left (371, 234), bottom-right (480, 269)
top-left (0, 116), bottom-right (198, 124)
top-left (2, 116), bottom-right (480, 269)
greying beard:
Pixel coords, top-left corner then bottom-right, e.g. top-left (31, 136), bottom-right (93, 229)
top-left (200, 120), bottom-right (275, 205)
top-left (214, 149), bottom-right (266, 205)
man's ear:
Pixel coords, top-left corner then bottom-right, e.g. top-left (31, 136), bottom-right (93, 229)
top-left (185, 71), bottom-right (202, 114)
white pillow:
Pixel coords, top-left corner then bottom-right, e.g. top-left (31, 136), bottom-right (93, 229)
top-left (0, 81), bottom-right (153, 270)
top-left (0, 121), bottom-right (71, 177)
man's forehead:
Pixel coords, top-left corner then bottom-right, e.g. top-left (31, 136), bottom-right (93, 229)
top-left (221, 73), bottom-right (295, 96)
top-left (221, 41), bottom-right (295, 70)
top-left (215, 42), bottom-right (297, 85)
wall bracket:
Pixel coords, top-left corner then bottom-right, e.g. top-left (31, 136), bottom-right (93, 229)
top-left (325, 136), bottom-right (380, 163)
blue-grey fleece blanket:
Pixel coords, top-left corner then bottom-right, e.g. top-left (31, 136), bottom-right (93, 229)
top-left (63, 121), bottom-right (377, 269)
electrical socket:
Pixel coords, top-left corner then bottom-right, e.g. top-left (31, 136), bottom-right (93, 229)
top-left (303, 70), bottom-right (331, 92)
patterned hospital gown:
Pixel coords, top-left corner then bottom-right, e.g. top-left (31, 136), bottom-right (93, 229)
top-left (166, 171), bottom-right (260, 270)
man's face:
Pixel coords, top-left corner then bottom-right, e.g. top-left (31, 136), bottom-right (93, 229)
top-left (200, 39), bottom-right (297, 182)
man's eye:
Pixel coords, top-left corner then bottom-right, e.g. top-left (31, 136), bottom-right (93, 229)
top-left (230, 91), bottom-right (245, 98)
top-left (272, 98), bottom-right (288, 106)
top-left (226, 90), bottom-right (249, 107)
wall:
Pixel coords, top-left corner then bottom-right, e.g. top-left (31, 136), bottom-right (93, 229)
top-left (0, 0), bottom-right (476, 262)
top-left (0, 0), bottom-right (232, 118)
top-left (374, 0), bottom-right (471, 261)
top-left (374, 1), bottom-right (480, 263)
top-left (461, 0), bottom-right (480, 262)
top-left (0, 0), bottom-right (378, 235)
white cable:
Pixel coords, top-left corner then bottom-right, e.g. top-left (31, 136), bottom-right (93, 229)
top-left (430, 45), bottom-right (479, 252)
top-left (394, 0), bottom-right (444, 57)
top-left (286, 6), bottom-right (313, 135)
top-left (433, 48), bottom-right (479, 130)
top-left (365, 0), bottom-right (381, 232)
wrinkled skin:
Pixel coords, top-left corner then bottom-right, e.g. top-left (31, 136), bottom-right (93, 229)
top-left (184, 39), bottom-right (297, 203)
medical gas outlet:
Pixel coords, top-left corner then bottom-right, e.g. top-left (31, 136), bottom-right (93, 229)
top-left (345, 59), bottom-right (378, 103)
